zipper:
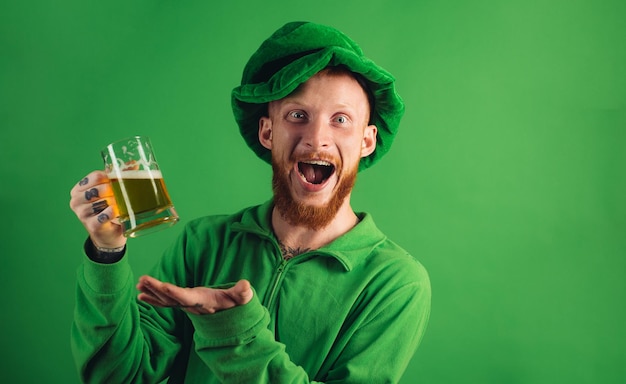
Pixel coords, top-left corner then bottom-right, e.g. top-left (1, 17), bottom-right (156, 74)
top-left (265, 258), bottom-right (288, 311)
top-left (234, 227), bottom-right (289, 311)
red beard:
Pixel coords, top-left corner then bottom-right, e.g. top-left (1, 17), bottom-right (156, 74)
top-left (271, 155), bottom-right (358, 230)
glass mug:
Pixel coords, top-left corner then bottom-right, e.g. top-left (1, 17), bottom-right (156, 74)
top-left (101, 136), bottom-right (179, 237)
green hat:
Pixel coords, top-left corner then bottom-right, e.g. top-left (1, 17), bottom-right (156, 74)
top-left (231, 21), bottom-right (405, 171)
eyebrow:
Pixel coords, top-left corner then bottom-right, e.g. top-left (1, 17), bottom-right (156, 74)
top-left (276, 99), bottom-right (358, 113)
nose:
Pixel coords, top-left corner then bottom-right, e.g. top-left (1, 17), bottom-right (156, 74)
top-left (302, 118), bottom-right (331, 150)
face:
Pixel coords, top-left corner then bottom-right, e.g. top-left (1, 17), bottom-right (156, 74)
top-left (258, 69), bottom-right (377, 229)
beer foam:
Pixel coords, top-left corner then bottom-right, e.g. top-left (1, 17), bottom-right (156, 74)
top-left (107, 169), bottom-right (163, 179)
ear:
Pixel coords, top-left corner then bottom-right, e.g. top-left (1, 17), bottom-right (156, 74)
top-left (258, 116), bottom-right (273, 150)
top-left (360, 124), bottom-right (377, 158)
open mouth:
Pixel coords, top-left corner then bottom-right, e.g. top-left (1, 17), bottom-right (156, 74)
top-left (298, 160), bottom-right (335, 185)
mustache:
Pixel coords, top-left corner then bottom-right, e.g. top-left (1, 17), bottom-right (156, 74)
top-left (289, 152), bottom-right (340, 167)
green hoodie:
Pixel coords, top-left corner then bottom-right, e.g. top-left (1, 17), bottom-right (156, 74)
top-left (72, 200), bottom-right (431, 383)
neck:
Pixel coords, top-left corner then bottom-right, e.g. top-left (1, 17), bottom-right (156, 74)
top-left (271, 198), bottom-right (359, 253)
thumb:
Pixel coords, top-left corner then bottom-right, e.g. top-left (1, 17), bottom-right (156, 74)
top-left (228, 279), bottom-right (253, 305)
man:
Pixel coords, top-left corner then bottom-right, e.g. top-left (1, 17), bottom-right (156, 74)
top-left (69, 21), bottom-right (430, 383)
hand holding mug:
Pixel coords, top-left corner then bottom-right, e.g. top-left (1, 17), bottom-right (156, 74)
top-left (70, 136), bottom-right (179, 246)
top-left (69, 170), bottom-right (125, 249)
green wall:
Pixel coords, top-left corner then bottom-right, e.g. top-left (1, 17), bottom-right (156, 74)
top-left (1, 0), bottom-right (624, 382)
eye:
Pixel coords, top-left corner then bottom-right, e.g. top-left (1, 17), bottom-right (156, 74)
top-left (288, 110), bottom-right (306, 120)
top-left (334, 115), bottom-right (349, 124)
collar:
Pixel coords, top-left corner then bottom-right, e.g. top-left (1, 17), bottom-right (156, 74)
top-left (230, 199), bottom-right (387, 271)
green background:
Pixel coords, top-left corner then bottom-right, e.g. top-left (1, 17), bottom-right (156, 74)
top-left (1, 0), bottom-right (624, 383)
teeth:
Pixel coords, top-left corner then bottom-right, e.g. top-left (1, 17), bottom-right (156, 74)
top-left (303, 160), bottom-right (332, 166)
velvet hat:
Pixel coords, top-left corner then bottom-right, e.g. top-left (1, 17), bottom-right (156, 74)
top-left (231, 21), bottom-right (405, 171)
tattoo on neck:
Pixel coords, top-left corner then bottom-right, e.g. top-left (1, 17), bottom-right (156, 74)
top-left (278, 241), bottom-right (311, 260)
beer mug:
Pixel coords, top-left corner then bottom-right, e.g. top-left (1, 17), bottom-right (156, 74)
top-left (102, 136), bottom-right (179, 237)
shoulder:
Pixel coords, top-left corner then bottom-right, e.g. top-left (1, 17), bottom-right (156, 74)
top-left (349, 235), bottom-right (431, 324)
top-left (371, 237), bottom-right (430, 285)
top-left (351, 212), bottom-right (429, 286)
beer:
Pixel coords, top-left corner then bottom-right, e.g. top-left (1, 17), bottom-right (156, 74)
top-left (102, 136), bottom-right (179, 237)
top-left (108, 170), bottom-right (173, 222)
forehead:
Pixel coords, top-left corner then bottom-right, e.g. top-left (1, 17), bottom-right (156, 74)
top-left (296, 69), bottom-right (365, 96)
top-left (271, 70), bottom-right (370, 111)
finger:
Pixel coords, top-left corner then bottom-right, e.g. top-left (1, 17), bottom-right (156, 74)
top-left (137, 276), bottom-right (208, 312)
top-left (81, 184), bottom-right (115, 205)
top-left (70, 171), bottom-right (112, 210)
top-left (82, 204), bottom-right (120, 234)
top-left (137, 276), bottom-right (181, 306)
top-left (137, 275), bottom-right (164, 291)
top-left (78, 176), bottom-right (90, 186)
top-left (70, 170), bottom-right (109, 194)
top-left (137, 292), bottom-right (169, 307)
top-left (137, 276), bottom-right (165, 299)
top-left (137, 291), bottom-right (203, 314)
top-left (91, 199), bottom-right (109, 215)
top-left (75, 198), bottom-right (114, 220)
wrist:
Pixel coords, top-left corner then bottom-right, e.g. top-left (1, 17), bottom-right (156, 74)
top-left (84, 237), bottom-right (126, 264)
top-left (94, 244), bottom-right (126, 253)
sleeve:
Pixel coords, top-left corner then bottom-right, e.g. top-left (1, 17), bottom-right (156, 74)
top-left (323, 275), bottom-right (431, 383)
top-left (70, 255), bottom-right (186, 383)
top-left (185, 292), bottom-right (326, 383)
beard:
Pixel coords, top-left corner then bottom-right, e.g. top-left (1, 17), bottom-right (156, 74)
top-left (271, 154), bottom-right (358, 230)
